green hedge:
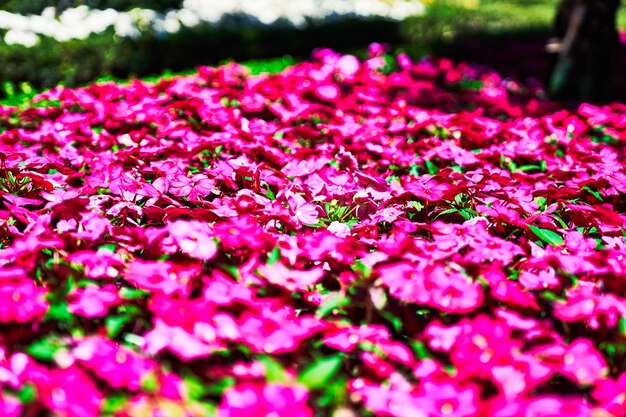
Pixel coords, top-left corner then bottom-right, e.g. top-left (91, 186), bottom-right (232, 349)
top-left (0, 18), bottom-right (402, 94)
top-left (1, 0), bottom-right (182, 14)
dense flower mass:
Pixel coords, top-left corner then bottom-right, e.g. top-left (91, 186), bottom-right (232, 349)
top-left (1, 44), bottom-right (626, 415)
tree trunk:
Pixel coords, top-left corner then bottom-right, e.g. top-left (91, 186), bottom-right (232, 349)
top-left (547, 0), bottom-right (620, 102)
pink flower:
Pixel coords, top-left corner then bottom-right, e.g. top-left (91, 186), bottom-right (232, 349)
top-left (73, 337), bottom-right (158, 391)
top-left (553, 281), bottom-right (626, 330)
top-left (379, 263), bottom-right (483, 314)
top-left (167, 220), bottom-right (218, 261)
top-left (202, 271), bottom-right (256, 306)
top-left (217, 382), bottom-right (313, 417)
top-left (405, 177), bottom-right (452, 202)
top-left (561, 339), bottom-right (608, 386)
top-left (420, 380), bottom-right (481, 417)
top-left (256, 262), bottom-right (325, 292)
top-left (518, 267), bottom-right (560, 290)
top-left (144, 319), bottom-right (224, 361)
top-left (169, 173), bottom-right (216, 201)
top-left (68, 284), bottom-right (121, 318)
top-left (213, 215), bottom-right (268, 250)
top-left (67, 250), bottom-right (121, 279)
top-left (592, 373), bottom-right (626, 416)
top-left (324, 324), bottom-right (391, 352)
top-left (236, 303), bottom-right (325, 354)
top-left (240, 92), bottom-right (266, 112)
top-left (125, 260), bottom-right (198, 296)
top-left (288, 194), bottom-right (320, 225)
top-left (0, 394), bottom-right (21, 417)
top-left (0, 280), bottom-right (48, 323)
top-left (27, 365), bottom-right (103, 417)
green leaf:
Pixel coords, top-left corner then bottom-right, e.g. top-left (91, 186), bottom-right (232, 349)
top-left (297, 355), bottom-right (343, 390)
top-left (379, 310), bottom-right (403, 333)
top-left (17, 383), bottom-right (37, 403)
top-left (44, 301), bottom-right (73, 322)
top-left (542, 291), bottom-right (565, 302)
top-left (620, 317), bottom-right (626, 337)
top-left (27, 338), bottom-right (62, 361)
top-left (410, 341), bottom-right (431, 359)
top-left (528, 225), bottom-right (564, 246)
top-left (352, 260), bottom-right (372, 279)
top-left (410, 201), bottom-right (424, 211)
top-left (434, 208), bottom-right (459, 220)
top-left (124, 333), bottom-right (144, 348)
top-left (98, 243), bottom-right (116, 253)
top-left (582, 185), bottom-right (604, 202)
top-left (106, 315), bottom-right (131, 339)
top-left (102, 393), bottom-right (129, 414)
top-left (119, 287), bottom-right (149, 300)
top-left (264, 184), bottom-right (276, 201)
top-left (204, 376), bottom-right (235, 396)
top-left (267, 246), bottom-right (281, 265)
top-left (218, 263), bottom-right (241, 280)
top-left (425, 159), bottom-right (439, 175)
top-left (552, 214), bottom-right (569, 229)
top-left (258, 356), bottom-right (288, 383)
top-left (317, 376), bottom-right (347, 408)
top-left (316, 292), bottom-right (349, 319)
top-left (181, 369), bottom-right (209, 400)
top-left (140, 372), bottom-right (160, 393)
top-left (3, 81), bottom-right (15, 97)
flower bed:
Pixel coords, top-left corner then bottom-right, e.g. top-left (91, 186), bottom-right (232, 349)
top-left (1, 45), bottom-right (626, 416)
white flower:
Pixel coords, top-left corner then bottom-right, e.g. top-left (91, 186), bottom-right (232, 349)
top-left (4, 29), bottom-right (39, 47)
top-left (1, 0), bottom-right (425, 46)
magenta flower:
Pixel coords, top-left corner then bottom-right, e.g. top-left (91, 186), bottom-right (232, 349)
top-left (379, 262), bottom-right (483, 314)
top-left (144, 319), bottom-right (224, 361)
top-left (217, 382), bottom-right (313, 417)
top-left (592, 373), bottom-right (626, 416)
top-left (67, 250), bottom-right (122, 279)
top-left (561, 339), bottom-right (608, 386)
top-left (73, 337), bottom-right (158, 391)
top-left (518, 267), bottom-right (560, 290)
top-left (68, 284), bottom-right (121, 318)
top-left (167, 220), bottom-right (218, 261)
top-left (213, 215), bottom-right (267, 250)
top-left (288, 193), bottom-right (320, 225)
top-left (0, 395), bottom-right (21, 417)
top-left (256, 262), bottom-right (325, 292)
top-left (125, 260), bottom-right (198, 297)
top-left (236, 303), bottom-right (325, 354)
top-left (27, 365), bottom-right (103, 417)
top-left (169, 173), bottom-right (216, 201)
top-left (0, 280), bottom-right (48, 323)
top-left (4, 43), bottom-right (626, 416)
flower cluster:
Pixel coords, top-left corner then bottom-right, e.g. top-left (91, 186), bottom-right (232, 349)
top-left (0, 0), bottom-right (425, 47)
top-left (0, 44), bottom-right (626, 416)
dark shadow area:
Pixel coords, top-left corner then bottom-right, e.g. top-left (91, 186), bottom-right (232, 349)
top-left (415, 28), bottom-right (626, 103)
top-left (0, 14), bottom-right (403, 92)
top-left (128, 17), bottom-right (404, 76)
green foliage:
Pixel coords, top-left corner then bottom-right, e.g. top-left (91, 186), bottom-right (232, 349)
top-left (1, 0), bottom-right (182, 14)
top-left (528, 225), bottom-right (565, 247)
top-left (258, 355), bottom-right (289, 384)
top-left (0, 18), bottom-right (399, 94)
top-left (297, 354), bottom-right (343, 390)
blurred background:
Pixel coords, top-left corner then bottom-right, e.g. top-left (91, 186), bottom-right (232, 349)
top-left (0, 0), bottom-right (624, 96)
